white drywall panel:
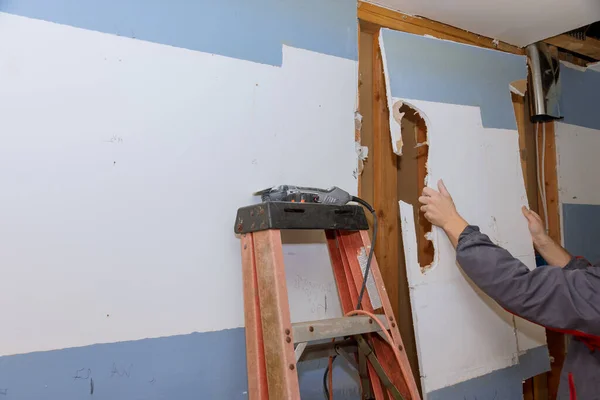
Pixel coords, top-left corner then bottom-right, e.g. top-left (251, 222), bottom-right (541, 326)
top-left (0, 13), bottom-right (356, 355)
top-left (366, 0), bottom-right (600, 47)
top-left (396, 99), bottom-right (546, 393)
top-left (556, 122), bottom-right (600, 206)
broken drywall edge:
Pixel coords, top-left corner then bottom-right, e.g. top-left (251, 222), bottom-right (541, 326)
top-left (379, 30), bottom-right (403, 155)
top-left (560, 59), bottom-right (590, 72)
top-left (354, 111), bottom-right (363, 132)
top-left (399, 201), bottom-right (422, 281)
top-left (418, 32), bottom-right (507, 53)
top-left (398, 200), bottom-right (428, 392)
top-left (355, 141), bottom-right (368, 161)
top-left (509, 79), bottom-right (527, 96)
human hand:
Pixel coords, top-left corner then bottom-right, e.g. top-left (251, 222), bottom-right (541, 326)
top-left (521, 206), bottom-right (550, 246)
top-left (419, 180), bottom-right (466, 230)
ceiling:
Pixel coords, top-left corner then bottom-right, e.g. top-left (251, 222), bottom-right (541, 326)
top-left (366, 0), bottom-right (600, 47)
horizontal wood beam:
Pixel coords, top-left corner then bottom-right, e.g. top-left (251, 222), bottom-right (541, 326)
top-left (545, 34), bottom-right (600, 61)
top-left (357, 1), bottom-right (524, 55)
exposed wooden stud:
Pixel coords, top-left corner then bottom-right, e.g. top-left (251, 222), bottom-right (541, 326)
top-left (535, 121), bottom-right (565, 400)
top-left (358, 1), bottom-right (524, 55)
top-left (372, 29), bottom-right (400, 319)
top-left (512, 92), bottom-right (553, 400)
top-left (358, 21), bottom-right (376, 238)
top-left (395, 106), bottom-right (423, 392)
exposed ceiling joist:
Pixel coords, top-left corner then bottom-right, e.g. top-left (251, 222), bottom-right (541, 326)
top-left (544, 34), bottom-right (600, 61)
top-left (357, 1), bottom-right (523, 55)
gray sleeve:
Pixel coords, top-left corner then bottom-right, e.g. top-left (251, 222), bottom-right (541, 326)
top-left (456, 226), bottom-right (600, 335)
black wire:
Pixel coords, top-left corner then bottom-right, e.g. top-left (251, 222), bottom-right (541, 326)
top-left (323, 355), bottom-right (336, 399)
top-left (351, 196), bottom-right (378, 310)
top-left (322, 196), bottom-right (378, 398)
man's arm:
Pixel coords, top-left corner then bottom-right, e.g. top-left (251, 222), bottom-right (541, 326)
top-left (521, 207), bottom-right (571, 267)
top-left (456, 226), bottom-right (600, 334)
top-left (419, 180), bottom-right (600, 335)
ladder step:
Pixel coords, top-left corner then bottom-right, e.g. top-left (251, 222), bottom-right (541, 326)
top-left (292, 315), bottom-right (389, 343)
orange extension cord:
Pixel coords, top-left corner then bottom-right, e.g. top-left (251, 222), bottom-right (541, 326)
top-left (328, 309), bottom-right (404, 400)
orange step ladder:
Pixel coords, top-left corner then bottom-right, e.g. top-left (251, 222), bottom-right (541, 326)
top-left (235, 201), bottom-right (421, 400)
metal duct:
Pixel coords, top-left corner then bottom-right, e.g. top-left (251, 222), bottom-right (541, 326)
top-left (526, 42), bottom-right (562, 122)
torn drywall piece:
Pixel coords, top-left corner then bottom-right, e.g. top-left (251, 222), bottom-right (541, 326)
top-left (382, 29), bottom-right (549, 397)
top-left (354, 111), bottom-right (363, 132)
top-left (355, 141), bottom-right (368, 161)
top-left (355, 141), bottom-right (368, 177)
top-left (509, 79), bottom-right (527, 96)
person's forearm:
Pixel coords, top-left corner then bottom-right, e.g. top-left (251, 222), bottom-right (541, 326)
top-left (443, 216), bottom-right (470, 248)
top-left (533, 234), bottom-right (571, 267)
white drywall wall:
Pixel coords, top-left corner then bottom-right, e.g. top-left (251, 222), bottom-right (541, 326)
top-left (366, 0), bottom-right (600, 47)
top-left (395, 99), bottom-right (546, 393)
top-left (0, 13), bottom-right (357, 355)
top-left (556, 122), bottom-right (600, 206)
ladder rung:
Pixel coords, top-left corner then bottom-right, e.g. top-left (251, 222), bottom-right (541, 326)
top-left (292, 315), bottom-right (389, 343)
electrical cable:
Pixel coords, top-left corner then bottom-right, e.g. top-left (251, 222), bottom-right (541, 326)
top-left (535, 122), bottom-right (550, 232)
top-left (351, 196), bottom-right (378, 310)
top-left (323, 196), bottom-right (378, 399)
top-left (541, 122), bottom-right (549, 232)
top-left (323, 356), bottom-right (335, 399)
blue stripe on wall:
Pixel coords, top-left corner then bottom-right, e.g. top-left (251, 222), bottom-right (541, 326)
top-left (381, 29), bottom-right (526, 130)
top-left (0, 328), bottom-right (360, 400)
top-left (428, 345), bottom-right (550, 400)
top-left (563, 203), bottom-right (600, 264)
top-left (0, 0), bottom-right (357, 66)
top-left (561, 67), bottom-right (600, 130)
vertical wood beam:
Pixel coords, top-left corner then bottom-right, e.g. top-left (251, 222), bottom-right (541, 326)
top-left (512, 92), bottom-right (550, 399)
top-left (536, 121), bottom-right (564, 400)
top-left (371, 30), bottom-right (400, 320)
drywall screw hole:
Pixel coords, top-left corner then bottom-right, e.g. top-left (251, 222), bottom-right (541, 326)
top-left (289, 364), bottom-right (295, 370)
top-left (309, 326), bottom-right (314, 332)
top-left (286, 337), bottom-right (291, 343)
top-left (285, 329), bottom-right (291, 335)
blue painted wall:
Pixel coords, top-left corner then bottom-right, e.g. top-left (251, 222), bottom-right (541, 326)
top-left (381, 29), bottom-right (526, 130)
top-left (561, 67), bottom-right (600, 130)
top-left (0, 328), bottom-right (360, 399)
top-left (563, 204), bottom-right (600, 264)
top-left (0, 0), bottom-right (357, 66)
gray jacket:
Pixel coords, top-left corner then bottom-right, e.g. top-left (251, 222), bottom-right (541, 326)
top-left (457, 226), bottom-right (600, 400)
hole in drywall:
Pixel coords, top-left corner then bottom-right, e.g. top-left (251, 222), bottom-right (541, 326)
top-left (396, 101), bottom-right (434, 272)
